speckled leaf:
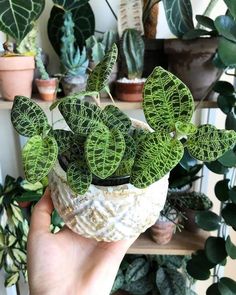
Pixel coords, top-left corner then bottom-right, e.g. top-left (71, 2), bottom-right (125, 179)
top-left (175, 121), bottom-right (197, 136)
top-left (131, 132), bottom-right (184, 188)
top-left (187, 124), bottom-right (236, 162)
top-left (113, 134), bottom-right (136, 176)
top-left (102, 105), bottom-right (132, 133)
top-left (67, 161), bottom-right (92, 195)
top-left (86, 43), bottom-right (118, 92)
top-left (125, 258), bottom-right (150, 282)
top-left (143, 67), bottom-right (194, 133)
top-left (85, 125), bottom-right (126, 179)
top-left (53, 130), bottom-right (74, 154)
top-left (59, 98), bottom-right (104, 136)
top-left (22, 135), bottom-right (58, 183)
top-left (11, 96), bottom-right (48, 137)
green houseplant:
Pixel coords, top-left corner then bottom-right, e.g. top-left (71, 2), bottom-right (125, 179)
top-left (116, 28), bottom-right (146, 102)
top-left (0, 0), bottom-right (45, 101)
top-left (60, 11), bottom-right (89, 96)
top-left (10, 42), bottom-right (236, 242)
top-left (162, 0), bottom-right (228, 101)
top-left (35, 47), bottom-right (58, 101)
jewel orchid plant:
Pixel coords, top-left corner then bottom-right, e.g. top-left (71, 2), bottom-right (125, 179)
top-left (11, 43), bottom-right (236, 195)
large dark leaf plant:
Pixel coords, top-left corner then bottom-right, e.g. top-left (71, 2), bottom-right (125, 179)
top-left (11, 44), bottom-right (236, 195)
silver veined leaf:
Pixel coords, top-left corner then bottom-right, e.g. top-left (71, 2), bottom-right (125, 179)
top-left (22, 135), bottom-right (58, 183)
top-left (11, 96), bottom-right (48, 137)
top-left (187, 124), bottom-right (236, 162)
top-left (67, 161), bottom-right (92, 195)
top-left (143, 67), bottom-right (194, 133)
top-left (5, 272), bottom-right (20, 287)
top-left (86, 43), bottom-right (118, 93)
top-left (10, 203), bottom-right (23, 222)
top-left (131, 132), bottom-right (184, 188)
top-left (85, 125), bottom-right (126, 179)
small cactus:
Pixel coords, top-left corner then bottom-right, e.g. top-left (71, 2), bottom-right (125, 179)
top-left (122, 28), bottom-right (145, 79)
top-left (61, 11), bottom-right (89, 78)
top-left (35, 48), bottom-right (49, 80)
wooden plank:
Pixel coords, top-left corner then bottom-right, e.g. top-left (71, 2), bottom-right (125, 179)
top-left (128, 230), bottom-right (209, 255)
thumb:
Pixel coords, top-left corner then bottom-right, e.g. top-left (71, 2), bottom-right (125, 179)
top-left (29, 188), bottom-right (54, 234)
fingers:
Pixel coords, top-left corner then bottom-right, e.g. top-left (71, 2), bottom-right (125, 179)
top-left (29, 188), bottom-right (54, 234)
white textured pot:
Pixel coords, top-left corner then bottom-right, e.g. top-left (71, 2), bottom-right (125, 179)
top-left (49, 119), bottom-right (169, 241)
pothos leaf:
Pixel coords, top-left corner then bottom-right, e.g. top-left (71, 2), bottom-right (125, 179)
top-left (59, 98), bottom-right (104, 136)
top-left (130, 132), bottom-right (184, 188)
top-left (85, 125), bottom-right (126, 179)
top-left (53, 130), bottom-right (74, 154)
top-left (86, 43), bottom-right (118, 92)
top-left (5, 272), bottom-right (20, 287)
top-left (22, 135), bottom-right (58, 183)
top-left (143, 67), bottom-right (194, 133)
top-left (11, 96), bottom-right (48, 137)
top-left (186, 124), bottom-right (236, 162)
top-left (67, 161), bottom-right (92, 195)
top-left (102, 104), bottom-right (132, 134)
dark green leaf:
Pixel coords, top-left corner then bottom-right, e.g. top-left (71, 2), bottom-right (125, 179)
top-left (206, 283), bottom-right (221, 295)
top-left (214, 179), bottom-right (230, 202)
top-left (215, 15), bottom-right (236, 42)
top-left (213, 52), bottom-right (227, 69)
top-left (86, 43), bottom-right (118, 92)
top-left (195, 211), bottom-right (221, 231)
top-left (130, 132), bottom-right (184, 188)
top-left (123, 275), bottom-right (153, 295)
top-left (229, 186), bottom-right (236, 204)
top-left (205, 237), bottom-right (227, 264)
top-left (217, 94), bottom-right (235, 114)
top-left (52, 0), bottom-right (88, 11)
top-left (22, 135), bottom-right (58, 183)
top-left (186, 258), bottom-right (211, 280)
top-left (196, 15), bottom-right (215, 30)
top-left (219, 277), bottom-right (236, 295)
top-left (218, 37), bottom-right (236, 67)
top-left (226, 236), bottom-right (236, 259)
top-left (125, 258), bottom-right (149, 282)
top-left (14, 191), bottom-right (41, 202)
top-left (111, 270), bottom-right (125, 293)
top-left (53, 130), bottom-right (74, 154)
top-left (213, 81), bottom-right (235, 95)
top-left (226, 112), bottom-right (236, 131)
top-left (183, 28), bottom-right (213, 40)
top-left (187, 124), bottom-right (236, 162)
top-left (205, 160), bottom-right (229, 175)
top-left (224, 0), bottom-right (236, 19)
top-left (143, 67), bottom-right (194, 133)
top-left (48, 4), bottom-right (95, 56)
top-left (218, 150), bottom-right (236, 167)
top-left (11, 96), bottom-right (48, 137)
top-left (51, 210), bottom-right (63, 226)
top-left (162, 0), bottom-right (194, 38)
top-left (222, 203), bottom-right (236, 227)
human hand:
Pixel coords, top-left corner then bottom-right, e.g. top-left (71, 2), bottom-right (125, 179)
top-left (27, 189), bottom-right (136, 295)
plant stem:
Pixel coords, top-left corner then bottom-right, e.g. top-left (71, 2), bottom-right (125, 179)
top-left (105, 0), bottom-right (117, 20)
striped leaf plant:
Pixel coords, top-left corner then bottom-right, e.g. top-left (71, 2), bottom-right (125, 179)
top-left (11, 49), bottom-right (236, 195)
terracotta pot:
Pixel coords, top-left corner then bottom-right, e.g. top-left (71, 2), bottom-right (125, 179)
top-left (115, 81), bottom-right (144, 102)
top-left (150, 212), bottom-right (178, 245)
top-left (35, 78), bottom-right (58, 101)
top-left (164, 38), bottom-right (222, 100)
top-left (49, 119), bottom-right (169, 242)
top-left (0, 56), bottom-right (35, 101)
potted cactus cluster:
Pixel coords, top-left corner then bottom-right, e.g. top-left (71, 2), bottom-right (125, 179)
top-left (11, 44), bottom-right (236, 242)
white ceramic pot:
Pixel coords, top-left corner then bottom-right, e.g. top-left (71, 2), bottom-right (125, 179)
top-left (49, 119), bottom-right (169, 241)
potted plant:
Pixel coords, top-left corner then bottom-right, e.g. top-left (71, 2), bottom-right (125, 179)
top-left (35, 48), bottom-right (58, 101)
top-left (116, 28), bottom-right (146, 102)
top-left (60, 11), bottom-right (89, 96)
top-left (10, 43), bottom-right (236, 242)
top-left (0, 0), bottom-right (45, 101)
top-left (162, 0), bottom-right (234, 101)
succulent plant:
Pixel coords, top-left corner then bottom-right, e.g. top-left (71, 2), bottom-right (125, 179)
top-left (60, 11), bottom-right (89, 79)
top-left (121, 28), bottom-right (145, 79)
top-left (10, 44), bottom-right (236, 195)
top-left (35, 47), bottom-right (50, 80)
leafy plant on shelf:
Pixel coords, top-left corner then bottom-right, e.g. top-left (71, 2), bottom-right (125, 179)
top-left (10, 42), bottom-right (236, 196)
top-left (111, 254), bottom-right (195, 295)
top-left (0, 175), bottom-right (63, 287)
top-left (186, 79), bottom-right (236, 293)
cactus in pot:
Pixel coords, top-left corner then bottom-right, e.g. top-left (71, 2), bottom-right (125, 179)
top-left (60, 11), bottom-right (89, 96)
top-left (116, 28), bottom-right (146, 102)
top-left (10, 43), bottom-right (236, 241)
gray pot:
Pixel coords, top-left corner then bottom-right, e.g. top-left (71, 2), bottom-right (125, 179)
top-left (62, 76), bottom-right (87, 96)
top-left (164, 37), bottom-right (222, 101)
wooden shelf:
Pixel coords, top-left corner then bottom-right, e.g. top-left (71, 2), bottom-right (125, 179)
top-left (0, 97), bottom-right (217, 111)
top-left (128, 230), bottom-right (209, 255)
